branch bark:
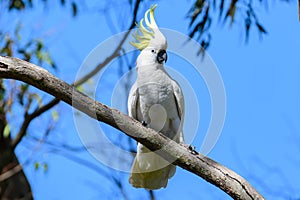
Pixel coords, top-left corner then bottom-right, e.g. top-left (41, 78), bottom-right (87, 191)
top-left (0, 56), bottom-right (264, 200)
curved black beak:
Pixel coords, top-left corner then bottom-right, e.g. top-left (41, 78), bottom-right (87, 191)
top-left (157, 49), bottom-right (167, 64)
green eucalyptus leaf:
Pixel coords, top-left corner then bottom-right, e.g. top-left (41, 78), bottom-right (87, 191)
top-left (51, 110), bottom-right (59, 121)
top-left (3, 124), bottom-right (10, 138)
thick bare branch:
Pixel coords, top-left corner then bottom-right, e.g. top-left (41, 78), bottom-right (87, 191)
top-left (0, 56), bottom-right (264, 200)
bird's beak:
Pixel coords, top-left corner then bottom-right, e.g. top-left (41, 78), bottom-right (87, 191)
top-left (157, 49), bottom-right (167, 64)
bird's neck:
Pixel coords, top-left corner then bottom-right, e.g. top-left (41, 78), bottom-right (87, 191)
top-left (136, 63), bottom-right (165, 75)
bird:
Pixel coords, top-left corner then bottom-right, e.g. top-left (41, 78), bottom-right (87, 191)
top-left (128, 5), bottom-right (185, 190)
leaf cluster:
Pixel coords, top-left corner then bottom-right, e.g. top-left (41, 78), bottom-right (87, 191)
top-left (187, 0), bottom-right (278, 50)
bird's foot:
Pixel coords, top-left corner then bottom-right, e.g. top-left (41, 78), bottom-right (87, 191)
top-left (141, 121), bottom-right (148, 127)
top-left (180, 143), bottom-right (199, 155)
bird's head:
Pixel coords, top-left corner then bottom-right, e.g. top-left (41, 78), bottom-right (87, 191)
top-left (131, 5), bottom-right (168, 65)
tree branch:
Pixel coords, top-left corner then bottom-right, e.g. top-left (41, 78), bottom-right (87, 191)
top-left (0, 56), bottom-right (264, 200)
top-left (298, 0), bottom-right (300, 21)
top-left (11, 98), bottom-right (59, 149)
top-left (10, 0), bottom-right (142, 150)
top-left (72, 0), bottom-right (140, 86)
top-left (0, 164), bottom-right (22, 182)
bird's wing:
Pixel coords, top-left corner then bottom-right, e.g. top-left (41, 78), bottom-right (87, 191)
top-left (172, 80), bottom-right (185, 143)
top-left (172, 80), bottom-right (184, 119)
top-left (127, 82), bottom-right (139, 119)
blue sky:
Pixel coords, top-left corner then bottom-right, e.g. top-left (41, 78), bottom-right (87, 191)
top-left (6, 0), bottom-right (300, 199)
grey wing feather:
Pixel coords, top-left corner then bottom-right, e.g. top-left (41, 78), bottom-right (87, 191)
top-left (172, 80), bottom-right (185, 143)
top-left (172, 80), bottom-right (184, 120)
top-left (128, 82), bottom-right (139, 119)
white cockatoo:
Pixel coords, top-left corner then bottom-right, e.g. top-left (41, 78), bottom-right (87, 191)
top-left (128, 5), bottom-right (185, 190)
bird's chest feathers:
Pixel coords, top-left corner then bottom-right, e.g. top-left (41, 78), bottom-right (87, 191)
top-left (137, 68), bottom-right (173, 105)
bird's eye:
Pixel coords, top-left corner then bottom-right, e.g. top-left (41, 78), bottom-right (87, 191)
top-left (151, 49), bottom-right (155, 53)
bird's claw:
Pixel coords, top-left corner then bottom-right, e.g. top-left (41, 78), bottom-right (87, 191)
top-left (180, 143), bottom-right (199, 155)
top-left (141, 121), bottom-right (148, 127)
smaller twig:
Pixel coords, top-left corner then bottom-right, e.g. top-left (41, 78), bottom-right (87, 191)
top-left (11, 98), bottom-right (60, 150)
top-left (298, 0), bottom-right (300, 21)
top-left (0, 164), bottom-right (22, 182)
top-left (26, 134), bottom-right (89, 152)
top-left (72, 0), bottom-right (140, 87)
top-left (149, 190), bottom-right (155, 200)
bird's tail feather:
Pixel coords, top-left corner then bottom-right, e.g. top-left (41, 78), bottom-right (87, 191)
top-left (129, 154), bottom-right (176, 190)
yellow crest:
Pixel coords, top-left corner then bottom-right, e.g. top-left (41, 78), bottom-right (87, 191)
top-left (130, 5), bottom-right (159, 50)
